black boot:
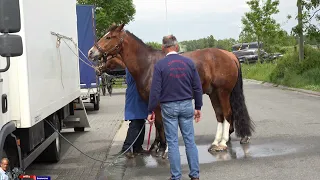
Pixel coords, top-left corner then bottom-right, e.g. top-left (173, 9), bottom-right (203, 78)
top-left (133, 147), bottom-right (149, 155)
top-left (119, 149), bottom-right (135, 158)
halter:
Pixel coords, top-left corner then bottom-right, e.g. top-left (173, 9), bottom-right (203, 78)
top-left (94, 31), bottom-right (126, 61)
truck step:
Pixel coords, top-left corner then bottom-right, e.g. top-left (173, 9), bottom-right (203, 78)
top-left (63, 116), bottom-right (80, 123)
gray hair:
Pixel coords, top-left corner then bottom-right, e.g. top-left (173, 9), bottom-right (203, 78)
top-left (162, 35), bottom-right (179, 48)
top-left (1, 158), bottom-right (9, 163)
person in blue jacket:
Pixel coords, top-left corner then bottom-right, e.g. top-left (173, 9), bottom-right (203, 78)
top-left (121, 68), bottom-right (149, 158)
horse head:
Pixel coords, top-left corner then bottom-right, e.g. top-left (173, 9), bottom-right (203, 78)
top-left (88, 23), bottom-right (126, 62)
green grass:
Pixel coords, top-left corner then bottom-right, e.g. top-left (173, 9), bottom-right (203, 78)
top-left (99, 78), bottom-right (126, 89)
top-left (113, 78), bottom-right (126, 89)
top-left (242, 45), bottom-right (320, 92)
top-left (242, 62), bottom-right (277, 82)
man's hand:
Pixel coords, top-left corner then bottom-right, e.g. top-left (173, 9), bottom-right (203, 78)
top-left (147, 112), bottom-right (155, 124)
top-left (194, 110), bottom-right (201, 123)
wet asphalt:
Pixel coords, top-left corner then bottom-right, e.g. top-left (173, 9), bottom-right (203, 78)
top-left (99, 80), bottom-right (320, 180)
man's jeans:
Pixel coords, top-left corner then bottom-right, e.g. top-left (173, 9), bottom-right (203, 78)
top-left (161, 99), bottom-right (199, 180)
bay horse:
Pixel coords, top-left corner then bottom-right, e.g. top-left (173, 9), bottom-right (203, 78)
top-left (88, 23), bottom-right (255, 157)
top-left (96, 54), bottom-right (126, 73)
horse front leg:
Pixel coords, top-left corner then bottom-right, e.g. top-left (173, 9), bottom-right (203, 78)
top-left (149, 128), bottom-right (160, 152)
top-left (154, 107), bottom-right (167, 158)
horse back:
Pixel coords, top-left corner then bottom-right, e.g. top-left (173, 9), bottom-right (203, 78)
top-left (181, 48), bottom-right (239, 93)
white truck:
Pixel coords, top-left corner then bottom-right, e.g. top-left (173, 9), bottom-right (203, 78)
top-left (0, 0), bottom-right (90, 176)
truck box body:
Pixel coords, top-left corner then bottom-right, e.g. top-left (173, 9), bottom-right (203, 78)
top-left (4, 0), bottom-right (80, 128)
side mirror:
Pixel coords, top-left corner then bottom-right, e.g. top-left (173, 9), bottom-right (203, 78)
top-left (0, 34), bottom-right (23, 57)
top-left (0, 0), bottom-right (21, 33)
top-left (0, 0), bottom-right (23, 73)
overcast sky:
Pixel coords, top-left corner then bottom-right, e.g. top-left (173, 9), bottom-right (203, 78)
top-left (124, 0), bottom-right (298, 43)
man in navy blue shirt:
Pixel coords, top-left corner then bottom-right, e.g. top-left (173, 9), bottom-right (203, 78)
top-left (147, 35), bottom-right (203, 180)
top-left (121, 68), bottom-right (148, 158)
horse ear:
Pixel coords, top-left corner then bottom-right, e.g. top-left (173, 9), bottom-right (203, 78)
top-left (117, 23), bottom-right (125, 31)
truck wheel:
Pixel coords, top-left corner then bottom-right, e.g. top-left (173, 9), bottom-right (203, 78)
top-left (94, 101), bottom-right (100, 110)
top-left (74, 127), bottom-right (85, 132)
top-left (38, 113), bottom-right (61, 162)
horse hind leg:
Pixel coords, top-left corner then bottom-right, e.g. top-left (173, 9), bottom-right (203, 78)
top-left (229, 121), bottom-right (234, 142)
top-left (208, 91), bottom-right (225, 152)
top-left (211, 89), bottom-right (233, 152)
top-left (230, 65), bottom-right (255, 144)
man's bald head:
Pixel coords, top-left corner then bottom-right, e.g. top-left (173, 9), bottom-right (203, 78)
top-left (162, 34), bottom-right (180, 53)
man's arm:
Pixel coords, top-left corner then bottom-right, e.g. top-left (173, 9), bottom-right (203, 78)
top-left (192, 64), bottom-right (203, 110)
top-left (147, 64), bottom-right (162, 114)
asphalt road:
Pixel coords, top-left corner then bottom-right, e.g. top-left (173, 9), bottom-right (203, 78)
top-left (100, 80), bottom-right (320, 180)
top-left (25, 90), bottom-right (126, 180)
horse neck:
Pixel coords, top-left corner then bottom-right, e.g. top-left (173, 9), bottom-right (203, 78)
top-left (119, 35), bottom-right (154, 82)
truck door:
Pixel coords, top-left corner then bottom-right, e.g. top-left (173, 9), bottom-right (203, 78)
top-left (0, 0), bottom-right (24, 125)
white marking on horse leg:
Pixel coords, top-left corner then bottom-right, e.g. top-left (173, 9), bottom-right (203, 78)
top-left (219, 119), bottom-right (230, 147)
top-left (212, 122), bottom-right (223, 146)
top-left (162, 145), bottom-right (169, 159)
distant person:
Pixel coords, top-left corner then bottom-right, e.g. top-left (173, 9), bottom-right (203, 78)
top-left (0, 158), bottom-right (9, 180)
top-left (120, 68), bottom-right (148, 158)
top-left (147, 35), bottom-right (203, 180)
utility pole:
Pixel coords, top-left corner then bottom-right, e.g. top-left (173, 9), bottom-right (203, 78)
top-left (165, 0), bottom-right (170, 35)
top-left (297, 0), bottom-right (304, 61)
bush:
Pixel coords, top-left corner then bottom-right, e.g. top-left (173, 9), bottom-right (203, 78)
top-left (243, 45), bottom-right (320, 92)
top-left (270, 45), bottom-right (320, 82)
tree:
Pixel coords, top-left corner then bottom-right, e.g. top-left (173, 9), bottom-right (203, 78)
top-left (77, 0), bottom-right (136, 38)
top-left (146, 42), bottom-right (162, 50)
top-left (216, 38), bottom-right (237, 51)
top-left (289, 0), bottom-right (320, 60)
top-left (240, 0), bottom-right (282, 60)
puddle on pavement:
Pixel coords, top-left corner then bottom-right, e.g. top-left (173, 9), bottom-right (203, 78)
top-left (98, 141), bottom-right (302, 179)
top-left (124, 141), bottom-right (300, 168)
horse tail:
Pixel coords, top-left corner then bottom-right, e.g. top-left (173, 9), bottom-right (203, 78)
top-left (230, 59), bottom-right (255, 138)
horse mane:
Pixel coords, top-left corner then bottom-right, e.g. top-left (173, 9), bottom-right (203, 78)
top-left (124, 30), bottom-right (162, 52)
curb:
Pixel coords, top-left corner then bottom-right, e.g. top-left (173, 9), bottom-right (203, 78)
top-left (96, 120), bottom-right (129, 180)
top-left (244, 79), bottom-right (320, 97)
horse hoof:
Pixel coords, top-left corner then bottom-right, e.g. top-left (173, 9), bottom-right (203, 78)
top-left (162, 152), bottom-right (168, 159)
top-left (214, 145), bottom-right (228, 152)
top-left (149, 145), bottom-right (159, 153)
top-left (156, 149), bottom-right (165, 157)
top-left (240, 136), bottom-right (251, 144)
top-left (208, 144), bottom-right (218, 152)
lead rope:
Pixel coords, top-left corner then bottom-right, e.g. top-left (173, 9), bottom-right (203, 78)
top-left (50, 32), bottom-right (100, 74)
top-left (45, 115), bottom-right (150, 168)
top-left (55, 37), bottom-right (65, 89)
